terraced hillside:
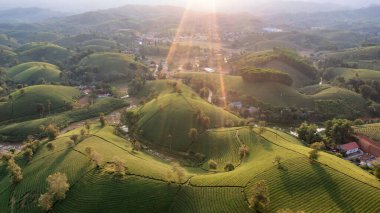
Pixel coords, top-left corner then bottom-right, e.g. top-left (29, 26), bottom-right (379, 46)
top-left (234, 49), bottom-right (318, 87)
top-left (354, 123), bottom-right (380, 142)
top-left (0, 98), bottom-right (127, 141)
top-left (1, 124), bottom-right (379, 212)
top-left (0, 85), bottom-right (80, 122)
top-left (135, 81), bottom-right (241, 152)
top-left (176, 72), bottom-right (368, 119)
top-left (6, 62), bottom-right (62, 84)
top-left (79, 52), bottom-right (148, 82)
top-left (324, 46), bottom-right (380, 70)
top-left (324, 67), bottom-right (380, 82)
top-left (16, 42), bottom-right (72, 66)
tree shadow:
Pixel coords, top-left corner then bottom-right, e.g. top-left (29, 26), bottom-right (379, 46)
top-left (311, 163), bottom-right (353, 212)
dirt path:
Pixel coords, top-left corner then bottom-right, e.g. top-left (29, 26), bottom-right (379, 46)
top-left (60, 108), bottom-right (125, 133)
top-left (208, 88), bottom-right (213, 103)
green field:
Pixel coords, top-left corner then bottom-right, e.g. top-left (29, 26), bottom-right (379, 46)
top-left (0, 98), bottom-right (127, 141)
top-left (1, 124), bottom-right (379, 212)
top-left (6, 62), bottom-right (62, 84)
top-left (0, 85), bottom-right (80, 123)
top-left (17, 42), bottom-right (72, 65)
top-left (354, 123), bottom-right (380, 142)
top-left (79, 52), bottom-right (147, 82)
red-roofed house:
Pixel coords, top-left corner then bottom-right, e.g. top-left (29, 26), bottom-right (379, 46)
top-left (338, 142), bottom-right (360, 155)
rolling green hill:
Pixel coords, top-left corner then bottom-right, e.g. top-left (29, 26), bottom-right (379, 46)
top-left (0, 98), bottom-right (127, 141)
top-left (324, 67), bottom-right (380, 81)
top-left (0, 46), bottom-right (17, 65)
top-left (324, 46), bottom-right (380, 70)
top-left (0, 34), bottom-right (19, 48)
top-left (6, 62), bottom-right (62, 84)
top-left (79, 52), bottom-right (148, 82)
top-left (0, 85), bottom-right (80, 122)
top-left (176, 72), bottom-right (369, 119)
top-left (135, 81), bottom-right (241, 152)
top-left (234, 49), bottom-right (318, 87)
top-left (17, 42), bottom-right (72, 66)
top-left (1, 124), bottom-right (379, 212)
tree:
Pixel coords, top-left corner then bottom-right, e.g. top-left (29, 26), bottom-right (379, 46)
top-left (258, 121), bottom-right (267, 135)
top-left (85, 121), bottom-right (91, 134)
top-left (310, 142), bottom-right (325, 150)
top-left (44, 124), bottom-right (59, 141)
top-left (99, 113), bottom-right (107, 127)
top-left (239, 144), bottom-right (250, 160)
top-left (170, 163), bottom-right (185, 183)
top-left (224, 162), bottom-right (235, 172)
top-left (7, 158), bottom-right (23, 184)
top-left (188, 128), bottom-right (198, 143)
top-left (36, 103), bottom-right (45, 117)
top-left (39, 172), bottom-right (69, 211)
top-left (359, 84), bottom-right (376, 100)
top-left (199, 87), bottom-right (209, 99)
top-left (46, 142), bottom-right (55, 151)
top-left (249, 180), bottom-right (270, 212)
top-left (324, 119), bottom-right (353, 144)
top-left (273, 156), bottom-right (283, 169)
top-left (208, 160), bottom-right (217, 170)
top-left (46, 172), bottom-right (70, 200)
top-left (296, 122), bottom-right (321, 144)
top-left (113, 156), bottom-right (127, 176)
top-left (309, 149), bottom-right (319, 162)
top-left (85, 147), bottom-right (103, 168)
top-left (38, 193), bottom-right (53, 212)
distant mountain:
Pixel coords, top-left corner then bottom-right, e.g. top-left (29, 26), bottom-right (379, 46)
top-left (44, 5), bottom-right (262, 34)
top-left (268, 5), bottom-right (380, 32)
top-left (0, 8), bottom-right (69, 23)
top-left (251, 1), bottom-right (348, 15)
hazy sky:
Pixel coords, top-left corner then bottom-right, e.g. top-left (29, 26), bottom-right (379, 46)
top-left (0, 0), bottom-right (378, 12)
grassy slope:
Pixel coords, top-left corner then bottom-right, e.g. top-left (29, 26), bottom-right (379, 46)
top-left (176, 72), bottom-right (368, 114)
top-left (1, 125), bottom-right (379, 212)
top-left (79, 52), bottom-right (146, 81)
top-left (0, 98), bottom-right (127, 141)
top-left (17, 42), bottom-right (72, 65)
top-left (325, 67), bottom-right (380, 81)
top-left (234, 50), bottom-right (317, 87)
top-left (135, 82), bottom-right (241, 152)
top-left (0, 85), bottom-right (80, 122)
top-left (0, 34), bottom-right (19, 48)
top-left (6, 62), bottom-right (61, 84)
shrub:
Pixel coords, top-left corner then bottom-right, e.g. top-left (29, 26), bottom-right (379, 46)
top-left (113, 156), bottom-right (127, 176)
top-left (248, 180), bottom-right (270, 212)
top-left (39, 172), bottom-right (70, 211)
top-left (208, 160), bottom-right (218, 170)
top-left (239, 144), bottom-right (250, 159)
top-left (46, 142), bottom-right (56, 151)
top-left (44, 124), bottom-right (59, 141)
top-left (224, 162), bottom-right (235, 172)
top-left (7, 158), bottom-right (23, 184)
top-left (309, 149), bottom-right (319, 162)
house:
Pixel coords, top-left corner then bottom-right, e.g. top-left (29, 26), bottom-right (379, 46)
top-left (228, 101), bottom-right (243, 110)
top-left (248, 106), bottom-right (259, 114)
top-left (338, 142), bottom-right (360, 155)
